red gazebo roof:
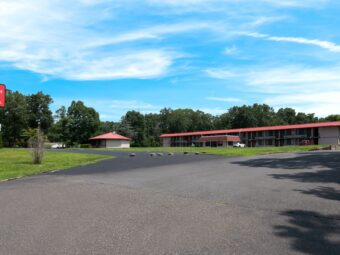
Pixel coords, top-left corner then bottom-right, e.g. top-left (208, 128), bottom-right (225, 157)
top-left (90, 132), bottom-right (131, 141)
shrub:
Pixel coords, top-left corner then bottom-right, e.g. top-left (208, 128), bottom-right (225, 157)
top-left (28, 129), bottom-right (45, 164)
top-left (80, 144), bottom-right (92, 148)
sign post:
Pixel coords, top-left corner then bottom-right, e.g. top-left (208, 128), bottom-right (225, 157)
top-left (0, 84), bottom-right (5, 108)
top-left (0, 84), bottom-right (5, 134)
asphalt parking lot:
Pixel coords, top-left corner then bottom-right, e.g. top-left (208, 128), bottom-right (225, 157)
top-left (0, 150), bottom-right (339, 255)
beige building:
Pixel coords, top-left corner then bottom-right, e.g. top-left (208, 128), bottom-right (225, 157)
top-left (90, 132), bottom-right (131, 148)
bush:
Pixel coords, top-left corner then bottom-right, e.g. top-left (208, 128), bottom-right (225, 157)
top-left (28, 129), bottom-right (45, 164)
top-left (80, 144), bottom-right (92, 148)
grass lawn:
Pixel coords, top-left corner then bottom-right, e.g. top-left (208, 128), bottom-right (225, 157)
top-left (0, 149), bottom-right (112, 181)
top-left (99, 145), bottom-right (325, 157)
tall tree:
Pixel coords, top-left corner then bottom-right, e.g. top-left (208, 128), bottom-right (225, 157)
top-left (48, 106), bottom-right (69, 144)
top-left (26, 92), bottom-right (53, 132)
top-left (0, 91), bottom-right (27, 147)
top-left (324, 114), bottom-right (340, 121)
top-left (66, 101), bottom-right (100, 145)
top-left (97, 121), bottom-right (119, 135)
top-left (277, 108), bottom-right (297, 125)
top-left (121, 111), bottom-right (146, 147)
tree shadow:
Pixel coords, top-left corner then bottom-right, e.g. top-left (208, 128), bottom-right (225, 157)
top-left (232, 152), bottom-right (340, 185)
top-left (270, 169), bottom-right (340, 185)
top-left (295, 187), bottom-right (340, 201)
top-left (275, 210), bottom-right (340, 255)
top-left (233, 152), bottom-right (340, 171)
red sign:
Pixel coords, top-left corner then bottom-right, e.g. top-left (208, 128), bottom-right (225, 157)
top-left (0, 84), bottom-right (5, 108)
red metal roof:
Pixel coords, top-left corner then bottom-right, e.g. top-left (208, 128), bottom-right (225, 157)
top-left (90, 132), bottom-right (131, 141)
top-left (160, 121), bottom-right (340, 138)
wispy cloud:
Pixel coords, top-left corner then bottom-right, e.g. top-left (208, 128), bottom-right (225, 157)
top-left (206, 65), bottom-right (340, 116)
top-left (0, 0), bottom-right (206, 80)
top-left (207, 97), bottom-right (242, 103)
top-left (223, 46), bottom-right (239, 56)
top-left (205, 69), bottom-right (236, 79)
top-left (240, 32), bottom-right (340, 52)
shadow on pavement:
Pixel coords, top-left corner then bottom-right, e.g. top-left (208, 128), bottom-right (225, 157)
top-left (274, 210), bottom-right (340, 255)
top-left (294, 187), bottom-right (340, 202)
top-left (232, 152), bottom-right (340, 200)
top-left (232, 152), bottom-right (340, 172)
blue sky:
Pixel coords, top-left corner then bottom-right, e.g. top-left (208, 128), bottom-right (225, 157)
top-left (1, 0), bottom-right (340, 121)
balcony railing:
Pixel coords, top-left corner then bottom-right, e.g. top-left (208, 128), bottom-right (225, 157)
top-left (283, 134), bottom-right (308, 139)
top-left (254, 136), bottom-right (275, 140)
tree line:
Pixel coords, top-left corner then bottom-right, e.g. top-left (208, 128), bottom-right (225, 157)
top-left (0, 90), bottom-right (339, 147)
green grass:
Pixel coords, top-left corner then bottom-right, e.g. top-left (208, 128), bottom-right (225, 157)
top-left (97, 145), bottom-right (325, 157)
top-left (0, 149), bottom-right (112, 181)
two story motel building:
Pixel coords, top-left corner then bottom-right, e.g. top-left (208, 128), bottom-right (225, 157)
top-left (160, 121), bottom-right (340, 147)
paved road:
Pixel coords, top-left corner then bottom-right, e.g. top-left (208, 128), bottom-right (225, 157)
top-left (0, 150), bottom-right (339, 255)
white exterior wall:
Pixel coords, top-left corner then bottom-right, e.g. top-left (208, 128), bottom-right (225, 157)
top-left (162, 138), bottom-right (171, 147)
top-left (106, 140), bottom-right (130, 148)
top-left (319, 127), bottom-right (340, 145)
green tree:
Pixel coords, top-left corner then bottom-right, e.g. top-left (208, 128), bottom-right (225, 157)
top-left (66, 101), bottom-right (100, 145)
top-left (277, 108), bottom-right (297, 124)
top-left (0, 91), bottom-right (27, 147)
top-left (26, 92), bottom-right (53, 132)
top-left (227, 105), bottom-right (257, 128)
top-left (48, 106), bottom-right (69, 144)
top-left (324, 114), bottom-right (340, 121)
top-left (295, 112), bottom-right (318, 124)
top-left (97, 121), bottom-right (119, 135)
top-left (121, 111), bottom-right (146, 147)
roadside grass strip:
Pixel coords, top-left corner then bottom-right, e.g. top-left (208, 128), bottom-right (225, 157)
top-left (0, 149), bottom-right (112, 181)
top-left (93, 145), bottom-right (325, 157)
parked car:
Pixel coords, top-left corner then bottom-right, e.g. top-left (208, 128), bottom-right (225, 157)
top-left (233, 142), bottom-right (246, 148)
top-left (300, 140), bottom-right (314, 146)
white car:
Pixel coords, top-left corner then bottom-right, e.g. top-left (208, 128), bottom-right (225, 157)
top-left (233, 142), bottom-right (245, 148)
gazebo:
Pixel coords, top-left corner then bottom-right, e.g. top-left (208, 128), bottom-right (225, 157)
top-left (89, 132), bottom-right (131, 148)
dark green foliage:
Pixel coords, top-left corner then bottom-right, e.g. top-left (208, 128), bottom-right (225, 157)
top-left (65, 101), bottom-right (100, 146)
top-left (47, 106), bottom-right (68, 144)
top-left (26, 92), bottom-right (53, 132)
top-left (0, 91), bottom-right (53, 147)
top-left (80, 144), bottom-right (92, 148)
top-left (0, 91), bottom-right (28, 147)
top-left (0, 131), bottom-right (3, 148)
top-left (323, 114), bottom-right (340, 121)
top-left (97, 121), bottom-right (119, 135)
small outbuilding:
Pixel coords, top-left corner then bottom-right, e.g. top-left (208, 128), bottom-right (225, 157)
top-left (89, 132), bottom-right (131, 148)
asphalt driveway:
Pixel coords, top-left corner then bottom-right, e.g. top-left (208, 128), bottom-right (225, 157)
top-left (0, 150), bottom-right (339, 255)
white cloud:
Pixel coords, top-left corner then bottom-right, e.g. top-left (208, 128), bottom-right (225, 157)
top-left (205, 69), bottom-right (236, 79)
top-left (241, 32), bottom-right (340, 52)
top-left (206, 65), bottom-right (340, 116)
top-left (197, 107), bottom-right (226, 115)
top-left (223, 46), bottom-right (239, 55)
top-left (147, 0), bottom-right (328, 8)
top-left (0, 0), bottom-right (196, 80)
top-left (84, 22), bottom-right (213, 48)
top-left (268, 36), bottom-right (340, 53)
top-left (265, 92), bottom-right (340, 117)
top-left (207, 97), bottom-right (242, 103)
top-left (108, 100), bottom-right (155, 110)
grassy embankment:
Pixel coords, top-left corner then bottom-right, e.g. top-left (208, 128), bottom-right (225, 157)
top-left (101, 145), bottom-right (325, 157)
top-left (0, 149), bottom-right (111, 181)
